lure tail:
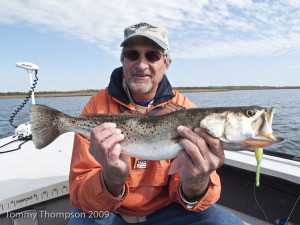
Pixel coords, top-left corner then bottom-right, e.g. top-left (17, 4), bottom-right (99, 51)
top-left (30, 104), bottom-right (70, 149)
top-left (255, 148), bottom-right (263, 187)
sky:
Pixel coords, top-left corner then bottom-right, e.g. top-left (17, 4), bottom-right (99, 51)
top-left (0, 0), bottom-right (300, 92)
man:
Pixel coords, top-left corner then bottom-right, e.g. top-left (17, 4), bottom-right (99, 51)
top-left (68, 22), bottom-right (244, 225)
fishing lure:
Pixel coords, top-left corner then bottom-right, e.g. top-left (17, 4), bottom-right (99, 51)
top-left (255, 148), bottom-right (263, 187)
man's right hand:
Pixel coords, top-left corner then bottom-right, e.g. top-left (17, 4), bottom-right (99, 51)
top-left (89, 123), bottom-right (129, 197)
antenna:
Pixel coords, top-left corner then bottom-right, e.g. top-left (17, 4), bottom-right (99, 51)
top-left (16, 62), bottom-right (39, 104)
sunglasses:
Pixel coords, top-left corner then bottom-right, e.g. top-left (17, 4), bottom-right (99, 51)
top-left (123, 50), bottom-right (164, 62)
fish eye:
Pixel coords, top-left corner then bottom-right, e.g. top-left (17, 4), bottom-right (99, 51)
top-left (245, 110), bottom-right (256, 117)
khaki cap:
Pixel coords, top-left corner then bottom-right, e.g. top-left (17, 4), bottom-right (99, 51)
top-left (120, 22), bottom-right (169, 49)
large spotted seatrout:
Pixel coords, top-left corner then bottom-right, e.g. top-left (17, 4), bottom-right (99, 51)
top-left (30, 104), bottom-right (283, 160)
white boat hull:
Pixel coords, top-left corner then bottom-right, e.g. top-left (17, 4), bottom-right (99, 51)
top-left (0, 133), bottom-right (299, 225)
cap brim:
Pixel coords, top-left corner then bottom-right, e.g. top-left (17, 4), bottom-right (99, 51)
top-left (120, 34), bottom-right (168, 49)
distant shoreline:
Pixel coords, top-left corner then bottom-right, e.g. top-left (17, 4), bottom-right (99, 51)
top-left (0, 92), bottom-right (95, 99)
top-left (1, 87), bottom-right (299, 99)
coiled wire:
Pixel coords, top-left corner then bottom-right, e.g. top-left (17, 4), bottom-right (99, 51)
top-left (9, 70), bottom-right (38, 128)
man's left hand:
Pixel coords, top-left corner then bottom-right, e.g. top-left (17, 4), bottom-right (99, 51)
top-left (176, 125), bottom-right (225, 201)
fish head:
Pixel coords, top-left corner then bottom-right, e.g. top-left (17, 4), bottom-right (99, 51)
top-left (239, 107), bottom-right (284, 148)
top-left (200, 106), bottom-right (284, 149)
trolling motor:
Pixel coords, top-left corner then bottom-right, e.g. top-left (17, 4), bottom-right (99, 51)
top-left (0, 62), bottom-right (39, 153)
top-left (10, 62), bottom-right (39, 139)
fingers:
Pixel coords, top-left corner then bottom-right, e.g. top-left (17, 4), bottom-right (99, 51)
top-left (92, 123), bottom-right (124, 145)
top-left (177, 126), bottom-right (207, 164)
top-left (102, 132), bottom-right (124, 156)
top-left (178, 150), bottom-right (194, 172)
top-left (176, 125), bottom-right (225, 191)
top-left (178, 138), bottom-right (203, 166)
top-left (194, 127), bottom-right (225, 160)
top-left (89, 123), bottom-right (124, 159)
top-left (176, 125), bottom-right (225, 167)
top-left (108, 143), bottom-right (122, 162)
top-left (90, 123), bottom-right (129, 196)
top-left (194, 128), bottom-right (220, 149)
top-left (91, 123), bottom-right (120, 143)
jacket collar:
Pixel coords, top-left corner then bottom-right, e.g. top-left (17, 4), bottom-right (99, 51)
top-left (108, 67), bottom-right (175, 107)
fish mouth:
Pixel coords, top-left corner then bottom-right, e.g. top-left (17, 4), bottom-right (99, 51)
top-left (243, 107), bottom-right (284, 148)
top-left (242, 134), bottom-right (284, 148)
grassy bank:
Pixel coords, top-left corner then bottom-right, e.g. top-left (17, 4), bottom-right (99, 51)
top-left (0, 92), bottom-right (98, 99)
top-left (0, 90), bottom-right (99, 99)
top-left (1, 86), bottom-right (300, 99)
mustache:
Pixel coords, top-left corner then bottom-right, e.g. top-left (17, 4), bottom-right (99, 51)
top-left (131, 69), bottom-right (152, 76)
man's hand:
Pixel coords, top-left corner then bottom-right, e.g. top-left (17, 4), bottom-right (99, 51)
top-left (89, 123), bottom-right (129, 197)
top-left (176, 125), bottom-right (225, 201)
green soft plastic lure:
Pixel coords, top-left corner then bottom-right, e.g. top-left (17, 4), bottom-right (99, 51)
top-left (255, 148), bottom-right (263, 187)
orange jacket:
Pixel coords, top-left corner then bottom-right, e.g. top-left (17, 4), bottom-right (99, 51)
top-left (69, 68), bottom-right (221, 216)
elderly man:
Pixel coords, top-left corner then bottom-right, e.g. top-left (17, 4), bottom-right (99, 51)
top-left (68, 22), bottom-right (244, 225)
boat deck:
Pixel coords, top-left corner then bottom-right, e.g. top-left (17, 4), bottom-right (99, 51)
top-left (0, 133), bottom-right (299, 225)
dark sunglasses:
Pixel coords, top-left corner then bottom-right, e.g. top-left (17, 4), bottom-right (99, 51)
top-left (123, 50), bottom-right (164, 62)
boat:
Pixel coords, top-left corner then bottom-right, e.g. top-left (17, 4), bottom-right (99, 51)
top-left (0, 63), bottom-right (299, 225)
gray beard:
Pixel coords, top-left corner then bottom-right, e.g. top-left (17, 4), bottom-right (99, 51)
top-left (127, 80), bottom-right (153, 95)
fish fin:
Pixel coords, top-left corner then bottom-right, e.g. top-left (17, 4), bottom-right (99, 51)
top-left (83, 111), bottom-right (144, 117)
top-left (82, 113), bottom-right (98, 117)
top-left (164, 102), bottom-right (186, 111)
top-left (154, 102), bottom-right (186, 116)
top-left (171, 136), bottom-right (180, 143)
top-left (219, 136), bottom-right (230, 143)
top-left (168, 157), bottom-right (181, 175)
top-left (82, 113), bottom-right (107, 117)
top-left (120, 111), bottom-right (144, 116)
top-left (30, 104), bottom-right (69, 149)
top-left (119, 104), bottom-right (144, 116)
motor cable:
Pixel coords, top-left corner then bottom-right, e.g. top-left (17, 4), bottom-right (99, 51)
top-left (0, 135), bottom-right (32, 154)
top-left (9, 70), bottom-right (38, 128)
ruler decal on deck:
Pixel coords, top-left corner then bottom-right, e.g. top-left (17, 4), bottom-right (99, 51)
top-left (0, 181), bottom-right (69, 215)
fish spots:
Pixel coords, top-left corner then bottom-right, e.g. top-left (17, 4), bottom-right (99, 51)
top-left (123, 130), bottom-right (129, 140)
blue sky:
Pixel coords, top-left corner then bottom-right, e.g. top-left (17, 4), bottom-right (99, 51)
top-left (1, 0), bottom-right (300, 92)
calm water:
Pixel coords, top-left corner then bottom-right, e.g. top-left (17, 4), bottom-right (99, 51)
top-left (0, 89), bottom-right (299, 156)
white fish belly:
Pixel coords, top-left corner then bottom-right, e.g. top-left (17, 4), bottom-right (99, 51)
top-left (120, 140), bottom-right (182, 160)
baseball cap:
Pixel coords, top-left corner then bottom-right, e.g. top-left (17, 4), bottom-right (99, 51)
top-left (120, 22), bottom-right (169, 49)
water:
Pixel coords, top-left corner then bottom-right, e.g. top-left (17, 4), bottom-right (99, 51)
top-left (0, 96), bottom-right (90, 139)
top-left (0, 89), bottom-right (299, 156)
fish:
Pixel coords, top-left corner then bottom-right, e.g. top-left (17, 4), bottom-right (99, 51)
top-left (29, 103), bottom-right (283, 160)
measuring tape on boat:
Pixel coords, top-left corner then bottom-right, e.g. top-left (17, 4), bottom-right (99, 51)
top-left (0, 181), bottom-right (69, 215)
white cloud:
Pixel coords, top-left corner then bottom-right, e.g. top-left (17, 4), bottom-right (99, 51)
top-left (0, 0), bottom-right (300, 59)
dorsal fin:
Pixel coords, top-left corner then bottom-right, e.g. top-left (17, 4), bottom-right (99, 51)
top-left (154, 102), bottom-right (185, 115)
top-left (82, 111), bottom-right (144, 117)
top-left (82, 103), bottom-right (185, 117)
top-left (120, 110), bottom-right (144, 116)
top-left (119, 104), bottom-right (144, 116)
top-left (82, 113), bottom-right (109, 117)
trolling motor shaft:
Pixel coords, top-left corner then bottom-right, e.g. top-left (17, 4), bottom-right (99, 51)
top-left (16, 62), bottom-right (39, 104)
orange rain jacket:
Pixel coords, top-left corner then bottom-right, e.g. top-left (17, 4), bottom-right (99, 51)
top-left (69, 67), bottom-right (221, 216)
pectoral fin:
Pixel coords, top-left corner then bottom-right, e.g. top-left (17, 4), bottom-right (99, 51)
top-left (168, 157), bottom-right (181, 175)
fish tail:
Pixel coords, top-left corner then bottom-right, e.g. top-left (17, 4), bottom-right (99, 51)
top-left (30, 104), bottom-right (70, 149)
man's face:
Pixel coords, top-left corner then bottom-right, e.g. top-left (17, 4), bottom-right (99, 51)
top-left (121, 38), bottom-right (171, 102)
